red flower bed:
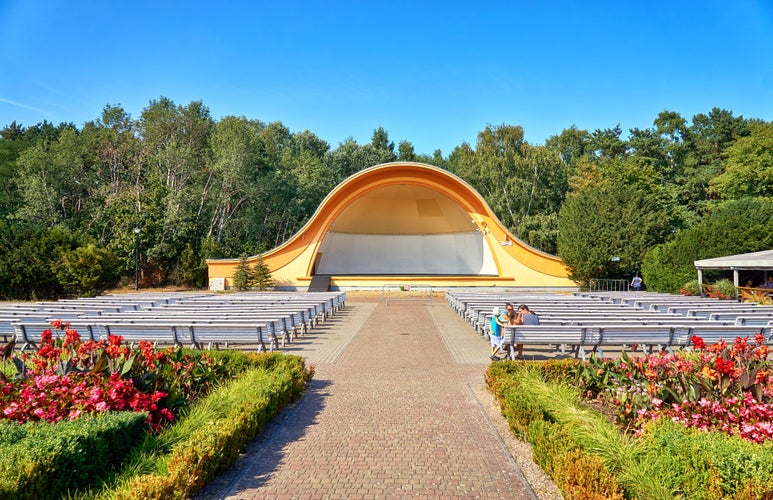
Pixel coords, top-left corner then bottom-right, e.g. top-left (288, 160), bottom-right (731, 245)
top-left (1, 321), bottom-right (222, 432)
top-left (570, 333), bottom-right (773, 443)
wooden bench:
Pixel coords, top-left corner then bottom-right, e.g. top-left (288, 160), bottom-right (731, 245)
top-left (505, 325), bottom-right (588, 360)
top-left (584, 325), bottom-right (688, 357)
top-left (676, 325), bottom-right (769, 347)
top-left (185, 322), bottom-right (279, 351)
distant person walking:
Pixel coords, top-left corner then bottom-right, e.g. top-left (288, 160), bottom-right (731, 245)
top-left (631, 274), bottom-right (643, 291)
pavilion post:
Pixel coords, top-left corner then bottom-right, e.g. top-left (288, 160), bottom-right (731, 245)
top-left (697, 268), bottom-right (704, 297)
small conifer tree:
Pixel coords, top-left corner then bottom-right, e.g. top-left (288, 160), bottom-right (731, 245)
top-left (231, 254), bottom-right (252, 291)
top-left (252, 256), bottom-right (274, 290)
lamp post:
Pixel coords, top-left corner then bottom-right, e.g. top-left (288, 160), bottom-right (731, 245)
top-left (134, 227), bottom-right (140, 290)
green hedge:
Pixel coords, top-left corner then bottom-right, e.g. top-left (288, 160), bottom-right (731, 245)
top-left (641, 197), bottom-right (773, 293)
top-left (0, 352), bottom-right (311, 500)
top-left (0, 412), bottom-right (148, 500)
top-left (486, 360), bottom-right (773, 498)
top-left (637, 419), bottom-right (773, 499)
top-left (105, 353), bottom-right (310, 500)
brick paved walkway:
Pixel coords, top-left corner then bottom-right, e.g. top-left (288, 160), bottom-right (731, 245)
top-left (195, 297), bottom-right (538, 499)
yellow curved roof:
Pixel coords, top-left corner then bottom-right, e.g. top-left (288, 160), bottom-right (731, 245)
top-left (207, 162), bottom-right (575, 289)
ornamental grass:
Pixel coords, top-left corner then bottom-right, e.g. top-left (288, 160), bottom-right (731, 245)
top-left (487, 333), bottom-right (773, 498)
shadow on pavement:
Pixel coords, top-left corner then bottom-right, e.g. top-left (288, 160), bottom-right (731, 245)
top-left (193, 378), bottom-right (332, 499)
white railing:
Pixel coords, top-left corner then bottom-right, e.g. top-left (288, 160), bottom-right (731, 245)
top-left (589, 279), bottom-right (629, 292)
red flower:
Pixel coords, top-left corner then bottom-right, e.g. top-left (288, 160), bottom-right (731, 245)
top-left (715, 357), bottom-right (736, 376)
top-left (41, 329), bottom-right (53, 345)
top-left (62, 328), bottom-right (81, 347)
top-left (690, 335), bottom-right (706, 350)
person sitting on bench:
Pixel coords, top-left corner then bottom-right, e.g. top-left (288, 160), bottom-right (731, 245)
top-left (511, 304), bottom-right (540, 360)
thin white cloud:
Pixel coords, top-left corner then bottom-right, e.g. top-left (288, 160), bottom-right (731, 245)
top-left (0, 96), bottom-right (48, 116)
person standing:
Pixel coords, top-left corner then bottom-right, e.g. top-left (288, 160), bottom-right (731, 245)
top-left (631, 274), bottom-right (643, 291)
top-left (499, 303), bottom-right (515, 358)
top-left (489, 306), bottom-right (505, 360)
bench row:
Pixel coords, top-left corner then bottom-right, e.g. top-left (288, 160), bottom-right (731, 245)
top-left (2, 292), bottom-right (347, 351)
top-left (11, 315), bottom-right (316, 352)
top-left (504, 323), bottom-right (773, 361)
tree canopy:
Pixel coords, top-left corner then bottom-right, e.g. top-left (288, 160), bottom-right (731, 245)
top-left (0, 100), bottom-right (770, 298)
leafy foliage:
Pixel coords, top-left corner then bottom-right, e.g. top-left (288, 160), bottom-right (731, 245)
top-left (569, 334), bottom-right (773, 443)
top-left (557, 183), bottom-right (672, 285)
top-left (641, 197), bottom-right (773, 293)
top-left (709, 121), bottom-right (773, 199)
top-left (0, 101), bottom-right (769, 297)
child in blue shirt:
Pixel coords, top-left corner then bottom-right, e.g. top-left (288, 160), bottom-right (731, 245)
top-left (489, 306), bottom-right (505, 360)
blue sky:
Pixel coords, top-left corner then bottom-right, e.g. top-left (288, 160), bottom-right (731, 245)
top-left (1, 1), bottom-right (771, 156)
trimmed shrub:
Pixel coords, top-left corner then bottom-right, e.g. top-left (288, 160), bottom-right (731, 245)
top-left (525, 393), bottom-right (625, 499)
top-left (553, 450), bottom-right (625, 500)
top-left (108, 355), bottom-right (310, 500)
top-left (527, 419), bottom-right (579, 476)
top-left (639, 419), bottom-right (773, 499)
top-left (0, 412), bottom-right (148, 500)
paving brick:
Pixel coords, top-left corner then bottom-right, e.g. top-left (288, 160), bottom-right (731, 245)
top-left (194, 298), bottom-right (537, 499)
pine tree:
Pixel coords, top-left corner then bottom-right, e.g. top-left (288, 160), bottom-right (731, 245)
top-left (231, 254), bottom-right (252, 291)
top-left (252, 256), bottom-right (274, 290)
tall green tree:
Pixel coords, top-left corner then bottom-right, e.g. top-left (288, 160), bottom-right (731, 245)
top-left (589, 125), bottom-right (627, 160)
top-left (0, 121), bottom-right (28, 217)
top-left (677, 108), bottom-right (750, 213)
top-left (397, 140), bottom-right (416, 161)
top-left (370, 126), bottom-right (395, 156)
top-left (545, 125), bottom-right (591, 169)
top-left (449, 124), bottom-right (567, 252)
top-left (206, 116), bottom-right (263, 245)
top-left (81, 105), bottom-right (143, 257)
top-left (709, 121), bottom-right (773, 199)
top-left (138, 97), bottom-right (214, 284)
top-left (325, 137), bottom-right (397, 184)
top-left (557, 184), bottom-right (672, 285)
top-left (14, 127), bottom-right (93, 228)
